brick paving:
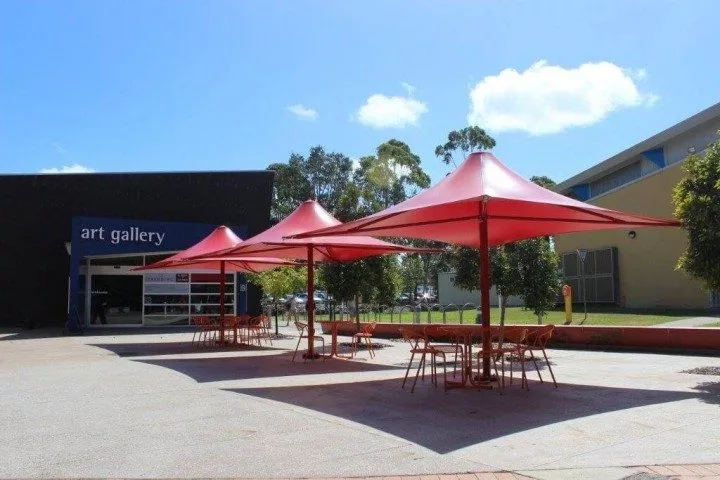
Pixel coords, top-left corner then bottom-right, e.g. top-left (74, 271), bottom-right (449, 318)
top-left (328, 464), bottom-right (720, 479)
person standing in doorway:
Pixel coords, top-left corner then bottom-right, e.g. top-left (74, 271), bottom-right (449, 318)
top-left (91, 295), bottom-right (108, 325)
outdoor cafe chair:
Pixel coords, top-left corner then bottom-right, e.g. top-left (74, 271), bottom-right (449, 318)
top-left (432, 326), bottom-right (467, 379)
top-left (519, 324), bottom-right (558, 388)
top-left (292, 321), bottom-right (325, 362)
top-left (351, 321), bottom-right (377, 359)
top-left (475, 327), bottom-right (528, 394)
top-left (247, 314), bottom-right (273, 346)
top-left (192, 316), bottom-right (218, 348)
top-left (399, 327), bottom-right (447, 393)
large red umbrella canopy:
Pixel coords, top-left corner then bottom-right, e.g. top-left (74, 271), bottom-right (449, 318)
top-left (134, 226), bottom-right (296, 342)
top-left (136, 225), bottom-right (297, 273)
top-left (192, 200), bottom-right (438, 358)
top-left (206, 200), bottom-right (435, 261)
top-left (292, 152), bottom-right (679, 379)
top-left (292, 152), bottom-right (679, 245)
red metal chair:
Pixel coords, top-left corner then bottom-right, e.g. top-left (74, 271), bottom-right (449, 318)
top-left (351, 322), bottom-right (377, 358)
top-left (519, 324), bottom-right (558, 388)
top-left (400, 327), bottom-right (447, 393)
top-left (292, 321), bottom-right (325, 362)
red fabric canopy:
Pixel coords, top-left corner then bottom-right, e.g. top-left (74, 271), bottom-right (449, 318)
top-left (292, 152), bottom-right (679, 246)
top-left (135, 226), bottom-right (296, 273)
top-left (290, 152), bottom-right (679, 378)
top-left (190, 201), bottom-right (437, 359)
top-left (199, 200), bottom-right (437, 261)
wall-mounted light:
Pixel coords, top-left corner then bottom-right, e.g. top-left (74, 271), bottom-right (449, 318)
top-left (628, 230), bottom-right (637, 239)
top-left (688, 146), bottom-right (696, 154)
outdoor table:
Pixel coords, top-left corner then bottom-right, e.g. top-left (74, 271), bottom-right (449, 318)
top-left (324, 321), bottom-right (351, 359)
top-left (404, 324), bottom-right (494, 389)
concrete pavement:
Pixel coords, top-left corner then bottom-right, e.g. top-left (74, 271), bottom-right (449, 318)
top-left (1, 324), bottom-right (719, 478)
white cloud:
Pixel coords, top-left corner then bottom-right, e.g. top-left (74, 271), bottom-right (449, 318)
top-left (287, 104), bottom-right (318, 121)
top-left (468, 60), bottom-right (658, 135)
top-left (40, 164), bottom-right (95, 174)
top-left (401, 82), bottom-right (416, 96)
top-left (356, 94), bottom-right (428, 129)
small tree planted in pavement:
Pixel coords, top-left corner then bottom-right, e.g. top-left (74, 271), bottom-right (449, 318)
top-left (673, 132), bottom-right (720, 293)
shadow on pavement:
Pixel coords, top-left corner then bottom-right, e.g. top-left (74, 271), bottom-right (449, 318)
top-left (131, 350), bottom-right (404, 383)
top-left (691, 381), bottom-right (720, 404)
top-left (1, 326), bottom-right (198, 341)
top-left (88, 341), bottom-right (284, 357)
top-left (225, 378), bottom-right (708, 454)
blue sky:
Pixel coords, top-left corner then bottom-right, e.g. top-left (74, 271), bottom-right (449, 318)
top-left (1, 0), bottom-right (718, 184)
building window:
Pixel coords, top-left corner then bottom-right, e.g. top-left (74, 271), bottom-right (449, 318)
top-left (561, 247), bottom-right (619, 304)
top-left (589, 162), bottom-right (642, 198)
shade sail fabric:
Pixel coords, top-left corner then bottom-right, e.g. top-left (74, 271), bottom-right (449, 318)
top-left (195, 200), bottom-right (438, 261)
top-left (134, 226), bottom-right (297, 273)
top-left (291, 152), bottom-right (680, 246)
top-left (136, 257), bottom-right (297, 273)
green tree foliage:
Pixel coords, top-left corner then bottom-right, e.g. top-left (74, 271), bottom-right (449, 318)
top-left (529, 175), bottom-right (557, 189)
top-left (673, 132), bottom-right (720, 291)
top-left (449, 245), bottom-right (521, 323)
top-left (267, 146), bottom-right (353, 220)
top-left (267, 161), bottom-right (312, 221)
top-left (245, 266), bottom-right (308, 316)
top-left (434, 126), bottom-right (496, 167)
top-left (515, 239), bottom-right (562, 322)
top-left (353, 139), bottom-right (431, 212)
top-left (400, 254), bottom-right (424, 299)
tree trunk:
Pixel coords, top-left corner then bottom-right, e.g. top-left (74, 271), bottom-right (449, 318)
top-left (499, 295), bottom-right (506, 327)
top-left (537, 313), bottom-right (543, 325)
top-left (354, 295), bottom-right (361, 332)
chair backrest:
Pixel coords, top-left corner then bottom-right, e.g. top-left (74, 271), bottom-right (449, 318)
top-left (399, 327), bottom-right (426, 347)
top-left (526, 324), bottom-right (555, 348)
top-left (362, 322), bottom-right (377, 335)
top-left (503, 326), bottom-right (528, 345)
top-left (294, 321), bottom-right (307, 334)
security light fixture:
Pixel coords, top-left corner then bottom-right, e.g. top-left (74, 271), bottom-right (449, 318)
top-left (628, 230), bottom-right (637, 239)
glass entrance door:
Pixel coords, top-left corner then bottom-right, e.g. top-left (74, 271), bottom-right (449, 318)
top-left (90, 274), bottom-right (143, 325)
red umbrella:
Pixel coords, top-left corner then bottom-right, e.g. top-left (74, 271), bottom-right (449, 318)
top-left (191, 200), bottom-right (439, 358)
top-left (292, 152), bottom-right (680, 376)
top-left (135, 226), bottom-right (297, 342)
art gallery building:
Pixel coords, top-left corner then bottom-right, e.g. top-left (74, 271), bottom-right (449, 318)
top-left (0, 170), bottom-right (274, 329)
top-left (554, 102), bottom-right (720, 310)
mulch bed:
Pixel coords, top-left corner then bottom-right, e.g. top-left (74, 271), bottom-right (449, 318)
top-left (681, 366), bottom-right (720, 376)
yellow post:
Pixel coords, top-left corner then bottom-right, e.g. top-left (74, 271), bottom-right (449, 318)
top-left (562, 284), bottom-right (572, 323)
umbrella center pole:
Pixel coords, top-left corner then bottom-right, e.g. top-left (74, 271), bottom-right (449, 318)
top-left (478, 199), bottom-right (494, 382)
top-left (303, 247), bottom-right (321, 360)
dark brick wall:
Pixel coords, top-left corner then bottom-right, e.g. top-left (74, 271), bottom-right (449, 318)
top-left (0, 170), bottom-right (274, 328)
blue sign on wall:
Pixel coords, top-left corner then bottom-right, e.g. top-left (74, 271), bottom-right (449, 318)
top-left (67, 216), bottom-right (248, 331)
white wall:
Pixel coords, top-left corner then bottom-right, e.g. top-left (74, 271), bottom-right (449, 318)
top-left (437, 271), bottom-right (524, 307)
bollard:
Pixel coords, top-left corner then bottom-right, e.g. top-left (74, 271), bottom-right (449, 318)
top-left (562, 284), bottom-right (572, 323)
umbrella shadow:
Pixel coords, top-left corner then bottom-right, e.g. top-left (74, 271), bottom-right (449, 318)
top-left (132, 350), bottom-right (405, 383)
top-left (225, 378), bottom-right (707, 454)
top-left (89, 340), bottom-right (283, 358)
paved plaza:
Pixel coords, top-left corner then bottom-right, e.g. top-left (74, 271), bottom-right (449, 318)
top-left (1, 324), bottom-right (719, 479)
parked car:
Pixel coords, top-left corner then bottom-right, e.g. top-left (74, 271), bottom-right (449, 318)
top-left (291, 293), bottom-right (328, 314)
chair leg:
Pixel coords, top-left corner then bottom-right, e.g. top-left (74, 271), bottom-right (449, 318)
top-left (402, 350), bottom-right (416, 389)
top-left (292, 334), bottom-right (303, 362)
top-left (411, 352), bottom-right (426, 393)
top-left (530, 349), bottom-right (543, 384)
top-left (542, 348), bottom-right (558, 388)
